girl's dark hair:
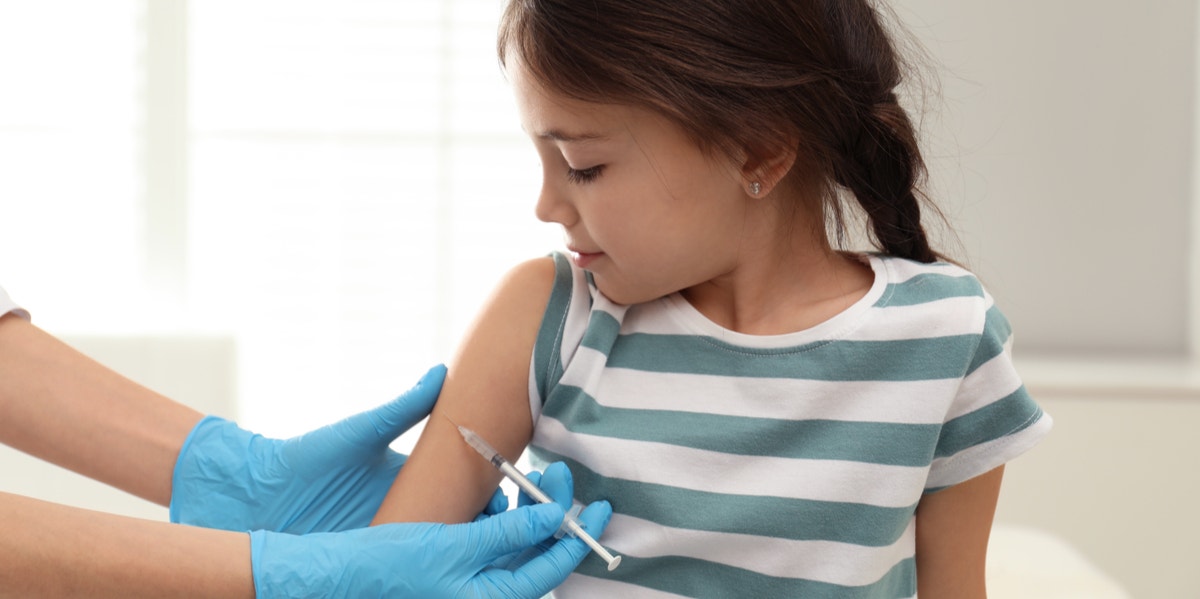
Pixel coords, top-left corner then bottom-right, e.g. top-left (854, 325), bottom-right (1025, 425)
top-left (498, 0), bottom-right (943, 263)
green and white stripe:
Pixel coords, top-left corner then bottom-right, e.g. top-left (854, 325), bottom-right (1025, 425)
top-left (528, 252), bottom-right (1050, 598)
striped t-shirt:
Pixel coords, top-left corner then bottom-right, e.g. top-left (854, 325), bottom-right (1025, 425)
top-left (527, 252), bottom-right (1051, 598)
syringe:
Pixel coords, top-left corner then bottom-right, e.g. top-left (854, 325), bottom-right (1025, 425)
top-left (451, 420), bottom-right (622, 571)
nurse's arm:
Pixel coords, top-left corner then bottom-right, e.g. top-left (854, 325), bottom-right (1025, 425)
top-left (0, 490), bottom-right (252, 598)
top-left (0, 313), bottom-right (203, 506)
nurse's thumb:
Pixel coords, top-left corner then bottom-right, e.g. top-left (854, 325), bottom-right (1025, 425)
top-left (361, 364), bottom-right (447, 442)
top-left (472, 503), bottom-right (565, 561)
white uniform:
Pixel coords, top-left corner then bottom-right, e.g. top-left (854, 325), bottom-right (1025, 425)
top-left (0, 285), bottom-right (30, 320)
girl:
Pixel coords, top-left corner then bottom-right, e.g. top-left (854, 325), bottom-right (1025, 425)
top-left (373, 0), bottom-right (1051, 597)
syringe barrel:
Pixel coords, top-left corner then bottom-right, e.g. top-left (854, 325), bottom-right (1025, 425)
top-left (498, 460), bottom-right (554, 505)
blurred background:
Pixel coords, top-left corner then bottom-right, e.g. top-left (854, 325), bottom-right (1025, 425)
top-left (0, 2), bottom-right (1195, 596)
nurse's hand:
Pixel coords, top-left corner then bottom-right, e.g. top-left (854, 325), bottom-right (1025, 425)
top-left (170, 365), bottom-right (453, 533)
top-left (251, 500), bottom-right (614, 599)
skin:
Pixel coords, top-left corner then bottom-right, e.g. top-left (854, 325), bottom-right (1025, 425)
top-left (916, 466), bottom-right (1005, 598)
top-left (0, 312), bottom-right (253, 598)
top-left (373, 56), bottom-right (1001, 596)
top-left (372, 259), bottom-right (554, 525)
top-left (512, 60), bottom-right (873, 334)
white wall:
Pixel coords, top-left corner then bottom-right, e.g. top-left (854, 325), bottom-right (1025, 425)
top-left (901, 1), bottom-right (1196, 356)
top-left (898, 4), bottom-right (1200, 595)
top-left (996, 372), bottom-right (1200, 598)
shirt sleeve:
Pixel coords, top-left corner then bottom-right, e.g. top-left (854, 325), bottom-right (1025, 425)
top-left (925, 297), bottom-right (1051, 491)
top-left (0, 284), bottom-right (30, 320)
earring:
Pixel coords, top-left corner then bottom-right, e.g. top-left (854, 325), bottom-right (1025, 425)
top-left (749, 181), bottom-right (762, 196)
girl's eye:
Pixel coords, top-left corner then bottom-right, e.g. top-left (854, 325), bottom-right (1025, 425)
top-left (566, 165), bottom-right (604, 184)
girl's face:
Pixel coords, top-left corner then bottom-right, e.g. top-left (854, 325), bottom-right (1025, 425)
top-left (510, 59), bottom-right (755, 305)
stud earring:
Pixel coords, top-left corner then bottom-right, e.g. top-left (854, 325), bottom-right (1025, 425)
top-left (749, 182), bottom-right (762, 196)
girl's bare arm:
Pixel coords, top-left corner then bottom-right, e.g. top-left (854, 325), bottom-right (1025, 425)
top-left (372, 257), bottom-right (557, 525)
top-left (915, 465), bottom-right (1005, 598)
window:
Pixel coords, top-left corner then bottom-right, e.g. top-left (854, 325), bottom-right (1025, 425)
top-left (0, 0), bottom-right (558, 439)
top-left (185, 0), bottom-right (558, 435)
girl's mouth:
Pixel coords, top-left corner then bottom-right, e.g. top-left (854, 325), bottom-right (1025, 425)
top-left (570, 250), bottom-right (603, 269)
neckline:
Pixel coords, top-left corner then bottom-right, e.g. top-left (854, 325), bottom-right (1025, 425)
top-left (658, 254), bottom-right (888, 349)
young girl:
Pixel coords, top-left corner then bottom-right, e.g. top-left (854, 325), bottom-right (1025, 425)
top-left (373, 1), bottom-right (1051, 597)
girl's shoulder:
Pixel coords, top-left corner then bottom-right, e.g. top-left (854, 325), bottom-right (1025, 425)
top-left (873, 253), bottom-right (992, 306)
top-left (874, 252), bottom-right (983, 283)
top-left (869, 254), bottom-right (1009, 342)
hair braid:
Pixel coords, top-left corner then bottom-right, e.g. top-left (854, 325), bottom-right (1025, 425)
top-left (833, 96), bottom-right (938, 263)
top-left (823, 2), bottom-right (940, 263)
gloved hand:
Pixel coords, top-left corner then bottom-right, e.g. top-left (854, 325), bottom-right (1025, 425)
top-left (251, 486), bottom-right (614, 598)
top-left (171, 364), bottom-right (472, 533)
top-left (492, 462), bottom-right (587, 571)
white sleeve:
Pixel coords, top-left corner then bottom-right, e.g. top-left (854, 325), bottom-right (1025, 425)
top-left (0, 285), bottom-right (31, 320)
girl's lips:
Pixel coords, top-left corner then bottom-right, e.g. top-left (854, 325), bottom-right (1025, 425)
top-left (570, 250), bottom-right (603, 269)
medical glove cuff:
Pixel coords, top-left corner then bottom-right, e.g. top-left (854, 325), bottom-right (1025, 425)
top-left (169, 415), bottom-right (259, 529)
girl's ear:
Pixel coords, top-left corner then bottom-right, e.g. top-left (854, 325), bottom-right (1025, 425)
top-left (740, 142), bottom-right (798, 198)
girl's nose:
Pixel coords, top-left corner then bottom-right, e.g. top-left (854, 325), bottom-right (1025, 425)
top-left (534, 179), bottom-right (577, 227)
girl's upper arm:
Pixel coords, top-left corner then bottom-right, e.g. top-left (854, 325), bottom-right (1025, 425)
top-left (372, 256), bottom-right (558, 525)
top-left (915, 465), bottom-right (1005, 599)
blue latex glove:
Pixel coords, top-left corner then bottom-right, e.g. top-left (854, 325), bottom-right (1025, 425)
top-left (494, 462), bottom-right (609, 572)
top-left (170, 365), bottom-right (506, 533)
top-left (251, 492), bottom-right (614, 598)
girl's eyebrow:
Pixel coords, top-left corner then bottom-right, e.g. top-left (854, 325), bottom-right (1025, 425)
top-left (536, 128), bottom-right (610, 143)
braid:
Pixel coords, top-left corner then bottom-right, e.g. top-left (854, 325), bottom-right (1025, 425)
top-left (834, 96), bottom-right (938, 263)
top-left (824, 1), bottom-right (940, 264)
